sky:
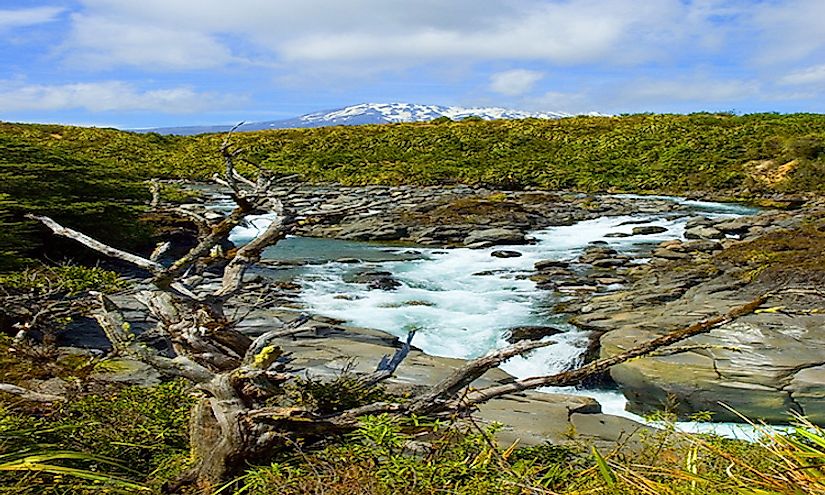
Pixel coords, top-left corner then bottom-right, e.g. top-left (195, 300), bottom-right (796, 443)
top-left (1, 0), bottom-right (824, 129)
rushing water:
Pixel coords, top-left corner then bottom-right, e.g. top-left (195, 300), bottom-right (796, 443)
top-left (230, 196), bottom-right (771, 439)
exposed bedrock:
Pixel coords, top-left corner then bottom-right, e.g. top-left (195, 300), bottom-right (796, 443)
top-left (568, 201), bottom-right (825, 423)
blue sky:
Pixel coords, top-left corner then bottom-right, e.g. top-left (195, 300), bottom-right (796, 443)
top-left (1, 0), bottom-right (824, 128)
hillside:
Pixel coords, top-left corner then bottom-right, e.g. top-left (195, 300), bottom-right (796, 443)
top-left (4, 113), bottom-right (825, 193)
top-left (1, 112), bottom-right (824, 267)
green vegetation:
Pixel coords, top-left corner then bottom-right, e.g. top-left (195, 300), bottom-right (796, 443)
top-left (2, 113), bottom-right (825, 270)
top-left (0, 384), bottom-right (193, 494)
top-left (2, 335), bottom-right (825, 494)
top-left (717, 214), bottom-right (825, 284)
top-left (0, 264), bottom-right (128, 297)
top-left (5, 113), bottom-right (825, 192)
top-left (0, 134), bottom-right (151, 270)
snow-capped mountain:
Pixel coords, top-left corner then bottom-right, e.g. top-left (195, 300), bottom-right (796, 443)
top-left (139, 103), bottom-right (587, 135)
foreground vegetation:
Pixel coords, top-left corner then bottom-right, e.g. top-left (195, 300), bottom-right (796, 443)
top-left (2, 345), bottom-right (824, 495)
top-left (0, 268), bottom-right (823, 494)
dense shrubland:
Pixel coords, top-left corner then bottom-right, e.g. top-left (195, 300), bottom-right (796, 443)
top-left (2, 113), bottom-right (824, 269)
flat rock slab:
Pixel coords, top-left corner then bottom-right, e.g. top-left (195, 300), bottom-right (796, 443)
top-left (271, 318), bottom-right (649, 446)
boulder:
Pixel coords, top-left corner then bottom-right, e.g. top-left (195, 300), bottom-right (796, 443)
top-left (713, 217), bottom-right (754, 234)
top-left (505, 325), bottom-right (564, 343)
top-left (579, 247), bottom-right (618, 264)
top-left (464, 228), bottom-right (526, 246)
top-left (684, 226), bottom-right (724, 240)
top-left (491, 250), bottom-right (522, 258)
top-left (631, 226), bottom-right (668, 235)
top-left (345, 271), bottom-right (402, 291)
top-left (90, 358), bottom-right (162, 386)
top-left (338, 218), bottom-right (408, 241)
top-left (534, 259), bottom-right (570, 270)
top-left (652, 248), bottom-right (691, 260)
top-left (591, 257), bottom-right (629, 268)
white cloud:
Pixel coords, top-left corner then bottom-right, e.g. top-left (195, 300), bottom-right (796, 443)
top-left (60, 0), bottom-right (713, 70)
top-left (490, 70), bottom-right (544, 96)
top-left (778, 64), bottom-right (825, 86)
top-left (0, 81), bottom-right (239, 113)
top-left (64, 14), bottom-right (233, 70)
top-left (751, 0), bottom-right (825, 64)
top-left (0, 7), bottom-right (64, 31)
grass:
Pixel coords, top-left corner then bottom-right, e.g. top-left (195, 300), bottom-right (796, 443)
top-left (1, 340), bottom-right (824, 495)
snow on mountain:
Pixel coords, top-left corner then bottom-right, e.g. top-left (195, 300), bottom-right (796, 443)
top-left (296, 103), bottom-right (572, 126)
top-left (138, 103), bottom-right (594, 135)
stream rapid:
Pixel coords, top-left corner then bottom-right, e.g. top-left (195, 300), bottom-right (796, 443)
top-left (229, 196), bottom-right (773, 439)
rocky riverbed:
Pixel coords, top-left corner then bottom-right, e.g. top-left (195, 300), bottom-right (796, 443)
top-left (51, 183), bottom-right (825, 446)
top-left (562, 201), bottom-right (825, 423)
top-left (264, 185), bottom-right (824, 427)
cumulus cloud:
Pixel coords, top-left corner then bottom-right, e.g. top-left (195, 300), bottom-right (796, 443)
top-left (0, 81), bottom-right (239, 113)
top-left (64, 14), bottom-right (233, 70)
top-left (489, 70), bottom-right (544, 96)
top-left (59, 0), bottom-right (713, 70)
top-left (0, 7), bottom-right (64, 31)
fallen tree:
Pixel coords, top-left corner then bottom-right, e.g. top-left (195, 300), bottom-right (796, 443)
top-left (14, 132), bottom-right (770, 492)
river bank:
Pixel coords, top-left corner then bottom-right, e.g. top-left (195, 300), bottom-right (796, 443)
top-left (47, 183), bottom-right (825, 447)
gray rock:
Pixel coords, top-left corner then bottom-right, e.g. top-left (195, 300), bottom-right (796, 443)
top-left (789, 365), bottom-right (825, 424)
top-left (535, 259), bottom-right (570, 270)
top-left (465, 241), bottom-right (494, 249)
top-left (491, 250), bottom-right (522, 258)
top-left (684, 226), bottom-right (724, 240)
top-left (632, 226), bottom-right (668, 235)
top-left (338, 219), bottom-right (408, 241)
top-left (464, 228), bottom-right (526, 246)
top-left (591, 257), bottom-right (630, 268)
top-left (505, 325), bottom-right (564, 343)
top-left (685, 216), bottom-right (713, 229)
top-left (713, 217), bottom-right (754, 234)
top-left (90, 358), bottom-right (162, 386)
top-left (652, 248), bottom-right (691, 260)
top-left (681, 240), bottom-right (722, 252)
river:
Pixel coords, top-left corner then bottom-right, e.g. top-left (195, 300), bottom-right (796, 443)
top-left (229, 195), bottom-right (778, 439)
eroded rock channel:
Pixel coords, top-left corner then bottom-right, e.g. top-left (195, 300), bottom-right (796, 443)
top-left (71, 183), bottom-right (824, 444)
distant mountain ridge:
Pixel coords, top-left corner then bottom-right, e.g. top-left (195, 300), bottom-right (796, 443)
top-left (137, 102), bottom-right (593, 135)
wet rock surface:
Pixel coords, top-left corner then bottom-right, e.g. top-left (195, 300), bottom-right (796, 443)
top-left (71, 184), bottom-right (825, 445)
top-left (553, 200), bottom-right (825, 423)
top-left (192, 183), bottom-right (695, 248)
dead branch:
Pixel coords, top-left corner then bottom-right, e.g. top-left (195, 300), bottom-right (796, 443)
top-left (0, 383), bottom-right (65, 403)
top-left (356, 330), bottom-right (417, 388)
top-left (408, 338), bottom-right (554, 414)
top-left (26, 215), bottom-right (164, 273)
top-left (457, 294), bottom-right (768, 408)
top-left (216, 209), bottom-right (290, 299)
top-left (90, 294), bottom-right (214, 382)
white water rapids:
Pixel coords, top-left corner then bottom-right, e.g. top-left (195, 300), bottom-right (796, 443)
top-left (228, 196), bottom-right (778, 439)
